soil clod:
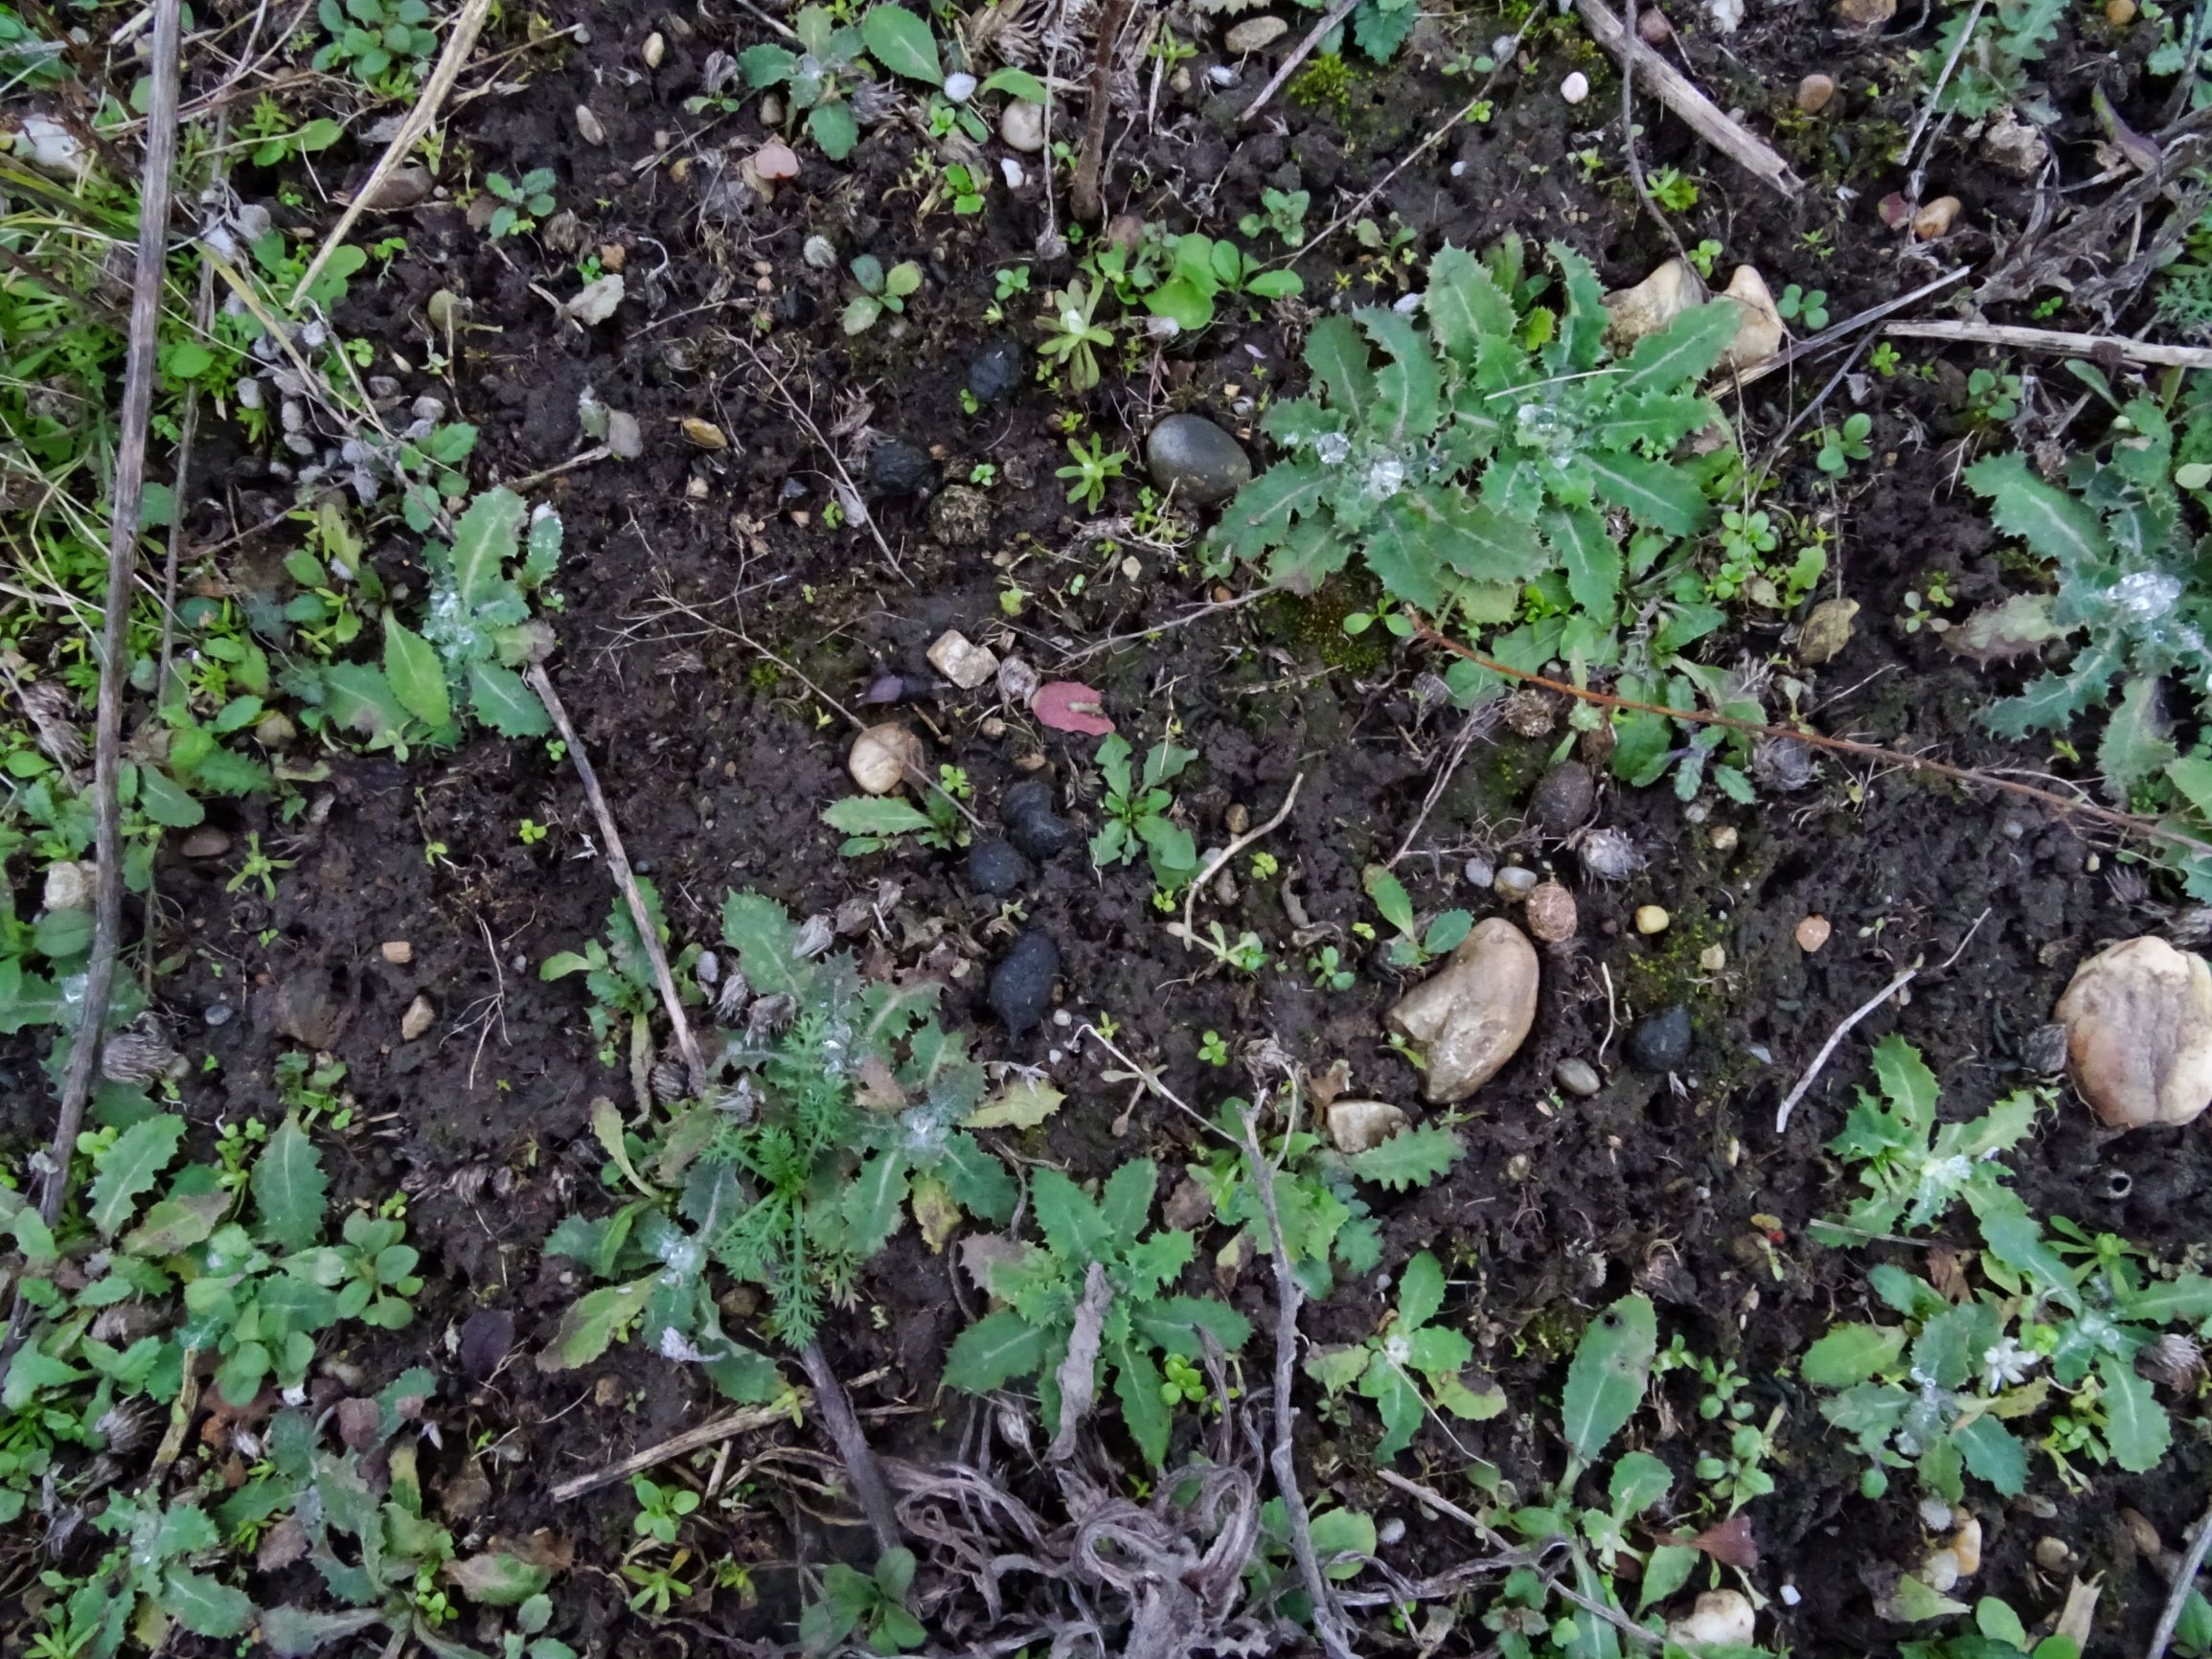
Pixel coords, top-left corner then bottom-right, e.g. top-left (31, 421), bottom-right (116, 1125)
top-left (966, 838), bottom-right (1034, 897)
top-left (1002, 777), bottom-right (1080, 860)
top-left (1628, 1004), bottom-right (1693, 1073)
top-left (989, 930), bottom-right (1061, 1033)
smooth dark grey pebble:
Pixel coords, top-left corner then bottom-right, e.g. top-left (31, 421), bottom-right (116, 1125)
top-left (865, 437), bottom-right (936, 495)
top-left (1003, 777), bottom-right (1080, 861)
top-left (1627, 1005), bottom-right (1693, 1073)
top-left (989, 931), bottom-right (1060, 1033)
top-left (1144, 414), bottom-right (1251, 506)
top-left (967, 340), bottom-right (1023, 404)
top-left (1529, 761), bottom-right (1595, 837)
top-left (1554, 1057), bottom-right (1602, 1097)
top-left (967, 838), bottom-right (1033, 897)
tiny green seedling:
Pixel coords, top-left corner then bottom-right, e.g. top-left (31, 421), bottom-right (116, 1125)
top-left (1305, 1252), bottom-right (1504, 1459)
top-left (484, 168), bottom-right (556, 239)
top-left (1647, 167), bottom-right (1699, 213)
top-left (1198, 1030), bottom-right (1230, 1067)
top-left (313, 0), bottom-right (437, 83)
top-left (1777, 284), bottom-right (1830, 330)
top-left (1361, 864), bottom-right (1470, 969)
top-left (1813, 412), bottom-right (1874, 475)
top-left (1057, 433), bottom-right (1129, 511)
top-left (1089, 733), bottom-right (1197, 888)
top-left (842, 255), bottom-right (922, 334)
top-left (518, 818), bottom-right (548, 845)
top-left (799, 1547), bottom-right (926, 1653)
top-left (629, 1476), bottom-right (699, 1548)
top-left (225, 832), bottom-right (295, 900)
top-left (1306, 945), bottom-right (1355, 991)
top-left (1037, 278), bottom-right (1115, 392)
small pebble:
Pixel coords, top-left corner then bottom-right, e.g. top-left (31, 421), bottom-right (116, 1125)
top-left (1376, 1515), bottom-right (1407, 1546)
top-left (1494, 866), bottom-right (1540, 899)
top-left (1000, 99), bottom-right (1046, 152)
top-left (989, 931), bottom-right (1061, 1033)
top-left (1795, 72), bottom-right (1836, 114)
top-left (1555, 1057), bottom-right (1603, 1097)
top-left (1561, 70), bottom-right (1589, 103)
top-left (1145, 414), bottom-right (1252, 507)
top-left (1912, 194), bottom-right (1962, 240)
top-left (1637, 6), bottom-right (1672, 40)
top-left (180, 829), bottom-right (231, 859)
top-left (1463, 857), bottom-right (1494, 889)
top-left (203, 1002), bottom-right (234, 1028)
top-left (1795, 915), bottom-right (1832, 953)
top-left (575, 103), bottom-right (606, 145)
top-left (400, 994), bottom-right (435, 1042)
top-left (1528, 761), bottom-right (1595, 837)
top-left (1627, 1005), bottom-right (1692, 1073)
top-left (641, 30), bottom-right (665, 68)
top-left (1526, 880), bottom-right (1579, 943)
top-left (1699, 944), bottom-right (1727, 972)
top-left (1709, 825), bottom-right (1739, 852)
top-left (1634, 904), bottom-right (1671, 935)
top-left (380, 941), bottom-right (414, 965)
top-left (2108, 0), bottom-right (2137, 21)
top-left (966, 838), bottom-right (1034, 897)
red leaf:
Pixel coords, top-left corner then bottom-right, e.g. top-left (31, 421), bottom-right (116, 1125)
top-left (752, 140), bottom-right (801, 180)
top-left (1031, 680), bottom-right (1115, 736)
top-left (1689, 1513), bottom-right (1759, 1570)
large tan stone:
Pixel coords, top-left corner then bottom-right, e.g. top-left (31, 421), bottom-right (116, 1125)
top-left (2055, 937), bottom-right (2212, 1129)
top-left (1384, 918), bottom-right (1539, 1102)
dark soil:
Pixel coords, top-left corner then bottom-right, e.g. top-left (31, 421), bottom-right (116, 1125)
top-left (8, 0), bottom-right (2210, 1651)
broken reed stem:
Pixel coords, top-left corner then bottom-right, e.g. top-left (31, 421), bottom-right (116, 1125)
top-left (1068, 0), bottom-right (1131, 223)
top-left (291, 0), bottom-right (492, 306)
top-left (1060, 579), bottom-right (1285, 665)
top-left (551, 1398), bottom-right (807, 1502)
top-left (1178, 774), bottom-right (1303, 950)
top-left (1236, 1100), bottom-right (1357, 1659)
top-left (1240, 0), bottom-right (1360, 124)
top-left (35, 0), bottom-right (184, 1232)
top-left (524, 664), bottom-right (707, 1089)
top-left (1402, 611), bottom-right (2212, 866)
top-left (1883, 318), bottom-right (2212, 370)
top-left (2150, 1497), bottom-right (2212, 1659)
top-left (1731, 266), bottom-right (1972, 389)
top-left (1773, 909), bottom-right (1988, 1134)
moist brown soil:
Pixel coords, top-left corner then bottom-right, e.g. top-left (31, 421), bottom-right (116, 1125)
top-left (8, 0), bottom-right (2209, 1651)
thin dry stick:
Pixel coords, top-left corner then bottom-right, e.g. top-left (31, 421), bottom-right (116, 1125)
top-left (525, 662), bottom-right (903, 1551)
top-left (1177, 774), bottom-right (1303, 949)
top-left (738, 341), bottom-right (904, 577)
top-left (552, 1398), bottom-right (807, 1502)
top-left (1236, 1099), bottom-right (1357, 1659)
top-left (524, 664), bottom-right (707, 1089)
top-left (1388, 705), bottom-right (1496, 867)
top-left (1900, 0), bottom-right (1985, 192)
top-left (291, 0), bottom-right (492, 306)
top-left (1733, 266), bottom-right (1973, 389)
top-left (1772, 909), bottom-right (1988, 1134)
top-left (1372, 1466), bottom-right (1488, 1534)
top-left (1403, 612), bottom-right (2212, 866)
top-left (1240, 0), bottom-right (1360, 124)
top-left (1620, 0), bottom-right (1696, 279)
top-left (2149, 1497), bottom-right (2212, 1659)
top-left (1068, 0), bottom-right (1132, 223)
top-left (1573, 0), bottom-right (1802, 196)
top-left (1060, 580), bottom-right (1285, 665)
top-left (34, 0), bottom-right (183, 1231)
top-left (1883, 318), bottom-right (2212, 370)
top-left (497, 443), bottom-right (610, 494)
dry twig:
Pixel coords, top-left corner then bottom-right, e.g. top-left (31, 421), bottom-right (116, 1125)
top-left (1068, 0), bottom-right (1132, 222)
top-left (1772, 909), bottom-right (1989, 1134)
top-left (1234, 1097), bottom-right (1356, 1659)
top-left (1883, 319), bottom-right (2212, 370)
top-left (551, 1398), bottom-right (808, 1501)
top-left (1240, 0), bottom-right (1360, 124)
top-left (2150, 1497), bottom-right (2212, 1659)
top-left (291, 0), bottom-right (492, 306)
top-left (33, 0), bottom-right (184, 1234)
top-left (525, 665), bottom-right (707, 1089)
top-left (1177, 775), bottom-right (1303, 950)
top-left (1573, 0), bottom-right (1801, 196)
top-left (1404, 611), bottom-right (2212, 868)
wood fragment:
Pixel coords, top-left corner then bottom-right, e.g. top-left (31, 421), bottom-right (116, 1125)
top-left (1178, 775), bottom-right (1303, 951)
top-left (292, 0), bottom-right (493, 307)
top-left (1883, 318), bottom-right (2212, 369)
top-left (551, 1398), bottom-right (806, 1502)
top-left (1574, 0), bottom-right (1802, 196)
